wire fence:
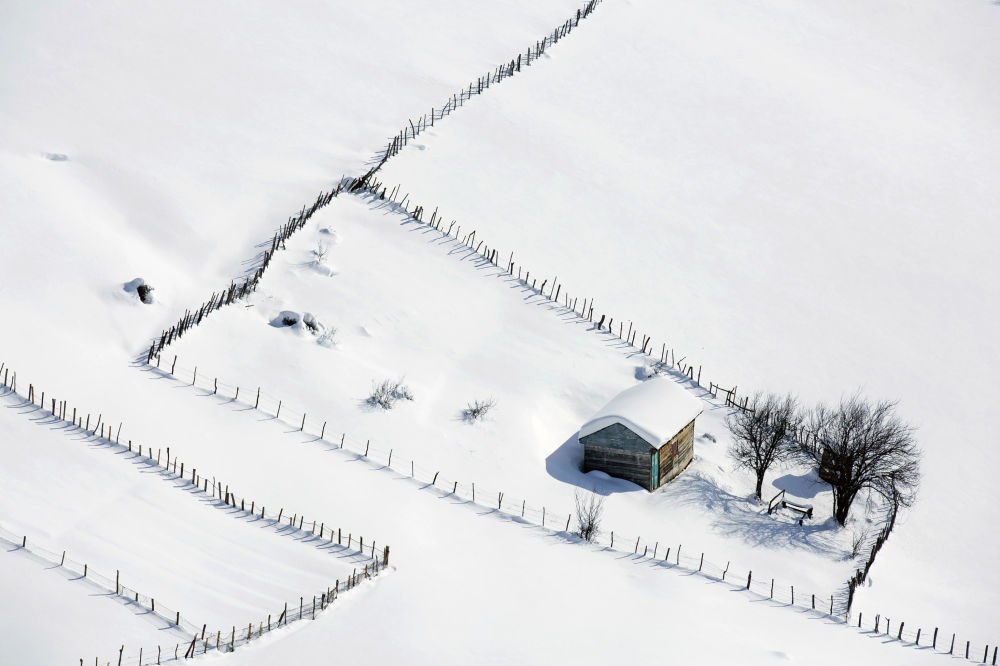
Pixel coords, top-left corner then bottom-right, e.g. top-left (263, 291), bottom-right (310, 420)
top-left (339, 178), bottom-right (748, 411)
top-left (143, 359), bottom-right (840, 603)
top-left (0, 361), bottom-right (389, 572)
top-left (137, 354), bottom-right (1000, 663)
top-left (0, 525), bottom-right (381, 666)
top-left (337, 181), bottom-right (939, 635)
top-left (360, 0), bottom-right (605, 180)
top-left (143, 0), bottom-right (606, 367)
top-left (13, 0), bottom-right (974, 655)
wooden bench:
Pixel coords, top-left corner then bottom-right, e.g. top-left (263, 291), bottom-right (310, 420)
top-left (781, 500), bottom-right (813, 524)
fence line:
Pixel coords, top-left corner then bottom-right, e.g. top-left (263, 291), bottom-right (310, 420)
top-left (0, 362), bottom-right (388, 573)
top-left (846, 500), bottom-right (899, 612)
top-left (342, 178), bottom-right (743, 410)
top-left (0, 525), bottom-right (381, 666)
top-left (144, 178), bottom-right (347, 363)
top-left (360, 0), bottom-right (604, 180)
top-left (145, 357), bottom-right (842, 611)
top-left (341, 178), bottom-right (919, 613)
top-left (144, 0), bottom-right (607, 366)
top-left (144, 354), bottom-right (996, 663)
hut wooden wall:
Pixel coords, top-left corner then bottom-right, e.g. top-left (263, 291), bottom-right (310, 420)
top-left (581, 423), bottom-right (654, 490)
top-left (658, 419), bottom-right (695, 487)
top-left (583, 444), bottom-right (651, 490)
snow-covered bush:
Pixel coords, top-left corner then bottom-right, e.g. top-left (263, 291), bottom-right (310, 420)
top-left (313, 242), bottom-right (329, 264)
top-left (270, 310), bottom-right (301, 327)
top-left (317, 327), bottom-right (337, 347)
top-left (302, 312), bottom-right (321, 333)
top-left (123, 277), bottom-right (155, 304)
top-left (463, 398), bottom-right (496, 422)
top-left (136, 283), bottom-right (155, 304)
top-left (367, 379), bottom-right (414, 409)
top-left (636, 361), bottom-right (670, 380)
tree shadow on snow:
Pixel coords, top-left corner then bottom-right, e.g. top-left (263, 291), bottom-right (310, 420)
top-left (772, 469), bottom-right (826, 500)
top-left (660, 472), bottom-right (844, 558)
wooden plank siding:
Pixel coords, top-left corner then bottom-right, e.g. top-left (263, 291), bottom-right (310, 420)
top-left (580, 420), bottom-right (696, 492)
top-left (658, 419), bottom-right (695, 486)
top-left (582, 444), bottom-right (653, 490)
top-left (581, 423), bottom-right (655, 490)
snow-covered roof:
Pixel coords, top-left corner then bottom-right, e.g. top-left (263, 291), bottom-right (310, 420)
top-left (579, 377), bottom-right (703, 449)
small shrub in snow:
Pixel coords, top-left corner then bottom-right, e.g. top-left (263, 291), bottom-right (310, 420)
top-left (849, 528), bottom-right (869, 559)
top-left (123, 277), bottom-right (154, 304)
top-left (313, 242), bottom-right (329, 264)
top-left (302, 312), bottom-right (321, 333)
top-left (636, 361), bottom-right (670, 380)
top-left (463, 398), bottom-right (496, 422)
top-left (270, 310), bottom-right (301, 328)
top-left (317, 327), bottom-right (338, 347)
top-left (367, 379), bottom-right (414, 409)
top-left (574, 490), bottom-right (605, 543)
top-left (136, 283), bottom-right (155, 304)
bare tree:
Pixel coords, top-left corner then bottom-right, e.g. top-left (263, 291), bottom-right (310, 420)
top-left (796, 394), bottom-right (920, 526)
top-left (574, 490), bottom-right (605, 543)
top-left (726, 392), bottom-right (798, 500)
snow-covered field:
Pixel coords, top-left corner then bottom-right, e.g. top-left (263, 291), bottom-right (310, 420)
top-left (0, 382), bottom-right (377, 662)
top-left (2, 0), bottom-right (998, 662)
top-left (1, 532), bottom-right (188, 665)
top-left (2, 362), bottom-right (943, 666)
top-left (374, 0), bottom-right (1000, 644)
top-left (165, 193), bottom-right (857, 599)
top-left (0, 0), bottom-right (584, 396)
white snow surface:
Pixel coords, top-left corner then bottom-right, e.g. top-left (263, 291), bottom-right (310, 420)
top-left (0, 385), bottom-right (370, 640)
top-left (169, 193), bottom-right (856, 583)
top-left (0, 0), bottom-right (583, 393)
top-left (0, 539), bottom-right (186, 665)
top-left (579, 375), bottom-right (703, 447)
top-left (376, 0), bottom-right (1000, 643)
top-left (1, 0), bottom-right (998, 662)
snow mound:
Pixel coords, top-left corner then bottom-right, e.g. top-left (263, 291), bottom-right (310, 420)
top-left (318, 227), bottom-right (342, 244)
top-left (122, 277), bottom-right (154, 304)
top-left (270, 310), bottom-right (333, 347)
top-left (270, 310), bottom-right (302, 328)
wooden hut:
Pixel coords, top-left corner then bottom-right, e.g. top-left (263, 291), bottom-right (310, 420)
top-left (578, 377), bottom-right (702, 492)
